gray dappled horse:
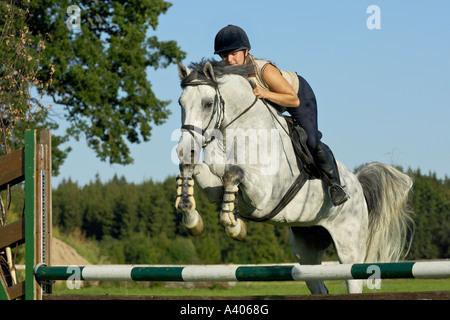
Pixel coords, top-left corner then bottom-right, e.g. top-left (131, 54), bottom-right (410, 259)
top-left (175, 60), bottom-right (414, 294)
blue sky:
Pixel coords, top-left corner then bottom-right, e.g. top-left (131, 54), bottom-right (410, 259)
top-left (52, 0), bottom-right (450, 186)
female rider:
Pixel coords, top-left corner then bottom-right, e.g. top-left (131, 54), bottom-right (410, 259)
top-left (214, 25), bottom-right (349, 206)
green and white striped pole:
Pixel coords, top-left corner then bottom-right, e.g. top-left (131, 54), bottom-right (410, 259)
top-left (34, 261), bottom-right (450, 283)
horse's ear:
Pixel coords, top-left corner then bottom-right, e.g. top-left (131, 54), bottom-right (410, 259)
top-left (203, 62), bottom-right (217, 82)
top-left (178, 61), bottom-right (191, 79)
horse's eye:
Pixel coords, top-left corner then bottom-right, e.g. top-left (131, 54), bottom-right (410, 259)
top-left (204, 102), bottom-right (213, 109)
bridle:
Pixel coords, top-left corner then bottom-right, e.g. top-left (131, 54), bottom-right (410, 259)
top-left (181, 77), bottom-right (258, 148)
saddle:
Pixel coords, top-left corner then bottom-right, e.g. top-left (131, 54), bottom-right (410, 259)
top-left (284, 116), bottom-right (340, 181)
top-left (268, 102), bottom-right (330, 179)
top-left (284, 116), bottom-right (322, 179)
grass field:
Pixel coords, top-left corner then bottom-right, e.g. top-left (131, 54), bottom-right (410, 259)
top-left (51, 278), bottom-right (450, 297)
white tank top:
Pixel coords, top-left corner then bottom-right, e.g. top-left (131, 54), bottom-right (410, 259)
top-left (248, 54), bottom-right (299, 93)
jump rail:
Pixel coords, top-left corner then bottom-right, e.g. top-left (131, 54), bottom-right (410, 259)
top-left (34, 261), bottom-right (450, 282)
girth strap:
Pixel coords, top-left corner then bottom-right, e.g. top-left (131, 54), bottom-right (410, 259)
top-left (245, 169), bottom-right (310, 223)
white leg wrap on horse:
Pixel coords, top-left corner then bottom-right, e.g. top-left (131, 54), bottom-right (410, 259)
top-left (220, 204), bottom-right (238, 226)
top-left (175, 174), bottom-right (196, 211)
top-left (175, 175), bottom-right (182, 210)
top-left (228, 211), bottom-right (237, 226)
top-left (188, 185), bottom-right (196, 211)
top-left (186, 178), bottom-right (196, 211)
top-left (175, 197), bottom-right (181, 211)
top-left (221, 186), bottom-right (239, 226)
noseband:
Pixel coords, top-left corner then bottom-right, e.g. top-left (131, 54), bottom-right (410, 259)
top-left (181, 77), bottom-right (258, 148)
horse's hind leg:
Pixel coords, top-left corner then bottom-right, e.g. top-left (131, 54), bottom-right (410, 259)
top-left (327, 222), bottom-right (366, 294)
top-left (220, 166), bottom-right (247, 240)
top-left (331, 234), bottom-right (365, 294)
top-left (290, 226), bottom-right (333, 294)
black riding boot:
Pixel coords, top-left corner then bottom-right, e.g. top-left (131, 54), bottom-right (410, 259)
top-left (312, 143), bottom-right (349, 206)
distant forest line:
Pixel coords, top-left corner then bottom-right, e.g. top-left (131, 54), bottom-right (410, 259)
top-left (7, 168), bottom-right (449, 265)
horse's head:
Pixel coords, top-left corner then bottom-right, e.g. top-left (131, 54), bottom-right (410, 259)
top-left (176, 60), bottom-right (257, 165)
top-left (176, 61), bottom-right (221, 164)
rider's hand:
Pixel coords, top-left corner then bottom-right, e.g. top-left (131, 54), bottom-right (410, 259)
top-left (253, 87), bottom-right (268, 100)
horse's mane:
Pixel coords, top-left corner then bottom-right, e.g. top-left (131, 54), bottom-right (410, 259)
top-left (181, 58), bottom-right (254, 88)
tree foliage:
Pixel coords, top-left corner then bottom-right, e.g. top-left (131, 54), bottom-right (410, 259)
top-left (408, 170), bottom-right (450, 259)
top-left (1, 0), bottom-right (185, 174)
top-left (49, 169), bottom-right (450, 265)
top-left (0, 0), bottom-right (59, 228)
top-left (0, 0), bottom-right (56, 155)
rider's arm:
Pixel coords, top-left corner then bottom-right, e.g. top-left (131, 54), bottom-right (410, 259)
top-left (252, 64), bottom-right (300, 108)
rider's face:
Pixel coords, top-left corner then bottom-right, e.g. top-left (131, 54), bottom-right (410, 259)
top-left (220, 49), bottom-right (248, 65)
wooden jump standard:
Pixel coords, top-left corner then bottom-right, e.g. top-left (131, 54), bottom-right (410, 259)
top-left (0, 130), bottom-right (52, 300)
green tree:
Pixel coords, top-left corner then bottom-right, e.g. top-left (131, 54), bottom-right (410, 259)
top-left (0, 0), bottom-right (67, 180)
top-left (49, 171), bottom-right (450, 264)
top-left (53, 178), bottom-right (84, 231)
top-left (141, 178), bottom-right (178, 238)
top-left (408, 170), bottom-right (450, 259)
top-left (82, 177), bottom-right (115, 239)
top-left (106, 175), bottom-right (139, 238)
top-left (3, 0), bottom-right (185, 172)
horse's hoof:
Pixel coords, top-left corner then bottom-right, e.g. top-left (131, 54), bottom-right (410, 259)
top-left (186, 214), bottom-right (204, 236)
top-left (226, 218), bottom-right (247, 241)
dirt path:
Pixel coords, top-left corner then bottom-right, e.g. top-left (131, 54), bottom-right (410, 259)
top-left (51, 238), bottom-right (91, 266)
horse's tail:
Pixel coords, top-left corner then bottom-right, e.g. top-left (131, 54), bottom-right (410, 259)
top-left (355, 162), bottom-right (415, 263)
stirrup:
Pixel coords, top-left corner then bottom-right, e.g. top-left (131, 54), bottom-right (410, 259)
top-left (328, 184), bottom-right (350, 206)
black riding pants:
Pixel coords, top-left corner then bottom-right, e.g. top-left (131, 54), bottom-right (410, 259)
top-left (287, 75), bottom-right (319, 151)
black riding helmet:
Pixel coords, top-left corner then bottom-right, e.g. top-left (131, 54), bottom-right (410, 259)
top-left (214, 25), bottom-right (251, 55)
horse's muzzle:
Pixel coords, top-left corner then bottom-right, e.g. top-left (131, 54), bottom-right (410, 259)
top-left (176, 132), bottom-right (202, 165)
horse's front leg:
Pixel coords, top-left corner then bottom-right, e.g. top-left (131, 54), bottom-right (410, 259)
top-left (192, 163), bottom-right (224, 203)
top-left (175, 164), bottom-right (204, 236)
top-left (220, 166), bottom-right (247, 241)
